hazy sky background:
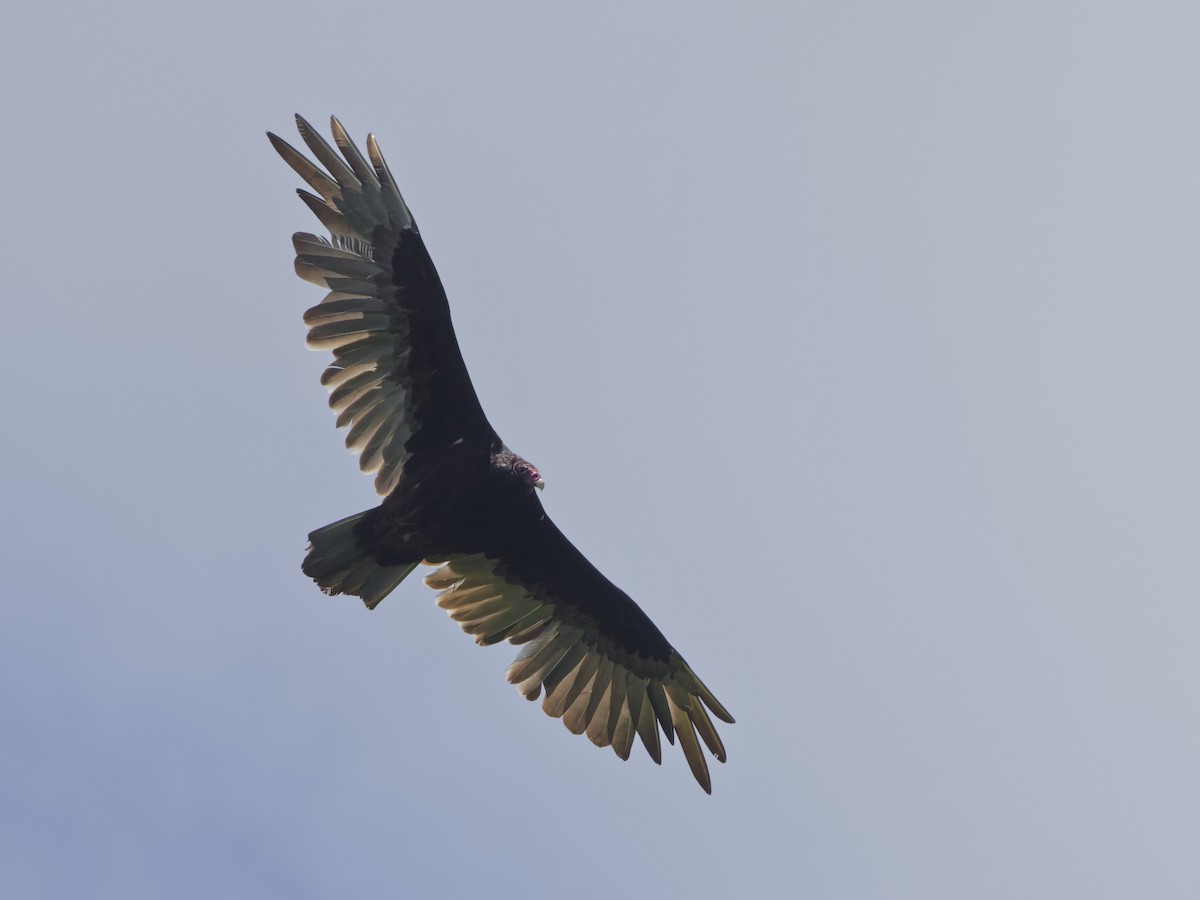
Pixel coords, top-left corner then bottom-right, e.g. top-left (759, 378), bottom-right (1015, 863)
top-left (3, 2), bottom-right (1198, 897)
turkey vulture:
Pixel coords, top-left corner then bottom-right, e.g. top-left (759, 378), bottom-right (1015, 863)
top-left (269, 115), bottom-right (733, 792)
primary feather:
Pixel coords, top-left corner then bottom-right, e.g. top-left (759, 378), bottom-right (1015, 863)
top-left (271, 115), bottom-right (733, 792)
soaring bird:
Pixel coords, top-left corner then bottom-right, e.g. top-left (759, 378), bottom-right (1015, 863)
top-left (269, 115), bottom-right (733, 792)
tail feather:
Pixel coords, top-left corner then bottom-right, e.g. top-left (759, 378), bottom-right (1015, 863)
top-left (303, 510), bottom-right (417, 609)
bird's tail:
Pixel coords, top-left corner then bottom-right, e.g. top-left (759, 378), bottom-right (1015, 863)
top-left (302, 510), bottom-right (418, 610)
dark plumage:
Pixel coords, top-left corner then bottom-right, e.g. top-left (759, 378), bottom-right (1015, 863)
top-left (269, 115), bottom-right (733, 792)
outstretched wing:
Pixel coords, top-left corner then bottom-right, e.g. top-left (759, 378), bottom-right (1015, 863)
top-left (423, 506), bottom-right (734, 793)
top-left (269, 115), bottom-right (497, 495)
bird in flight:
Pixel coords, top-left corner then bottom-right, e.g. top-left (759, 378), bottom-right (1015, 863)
top-left (269, 115), bottom-right (733, 792)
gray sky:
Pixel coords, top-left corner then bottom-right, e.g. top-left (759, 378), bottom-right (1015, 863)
top-left (3, 2), bottom-right (1198, 897)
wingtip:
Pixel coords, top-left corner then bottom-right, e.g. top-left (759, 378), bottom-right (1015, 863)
top-left (294, 113), bottom-right (318, 137)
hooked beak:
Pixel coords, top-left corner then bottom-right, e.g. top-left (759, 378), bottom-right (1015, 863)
top-left (534, 478), bottom-right (545, 491)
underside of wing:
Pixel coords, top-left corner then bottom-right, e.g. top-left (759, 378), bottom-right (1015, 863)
top-left (423, 543), bottom-right (734, 793)
top-left (270, 116), bottom-right (496, 494)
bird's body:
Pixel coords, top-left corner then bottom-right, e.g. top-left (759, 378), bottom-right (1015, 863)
top-left (270, 115), bottom-right (732, 791)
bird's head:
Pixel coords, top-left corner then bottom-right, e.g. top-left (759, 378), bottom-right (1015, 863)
top-left (493, 448), bottom-right (544, 491)
top-left (512, 458), bottom-right (545, 491)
